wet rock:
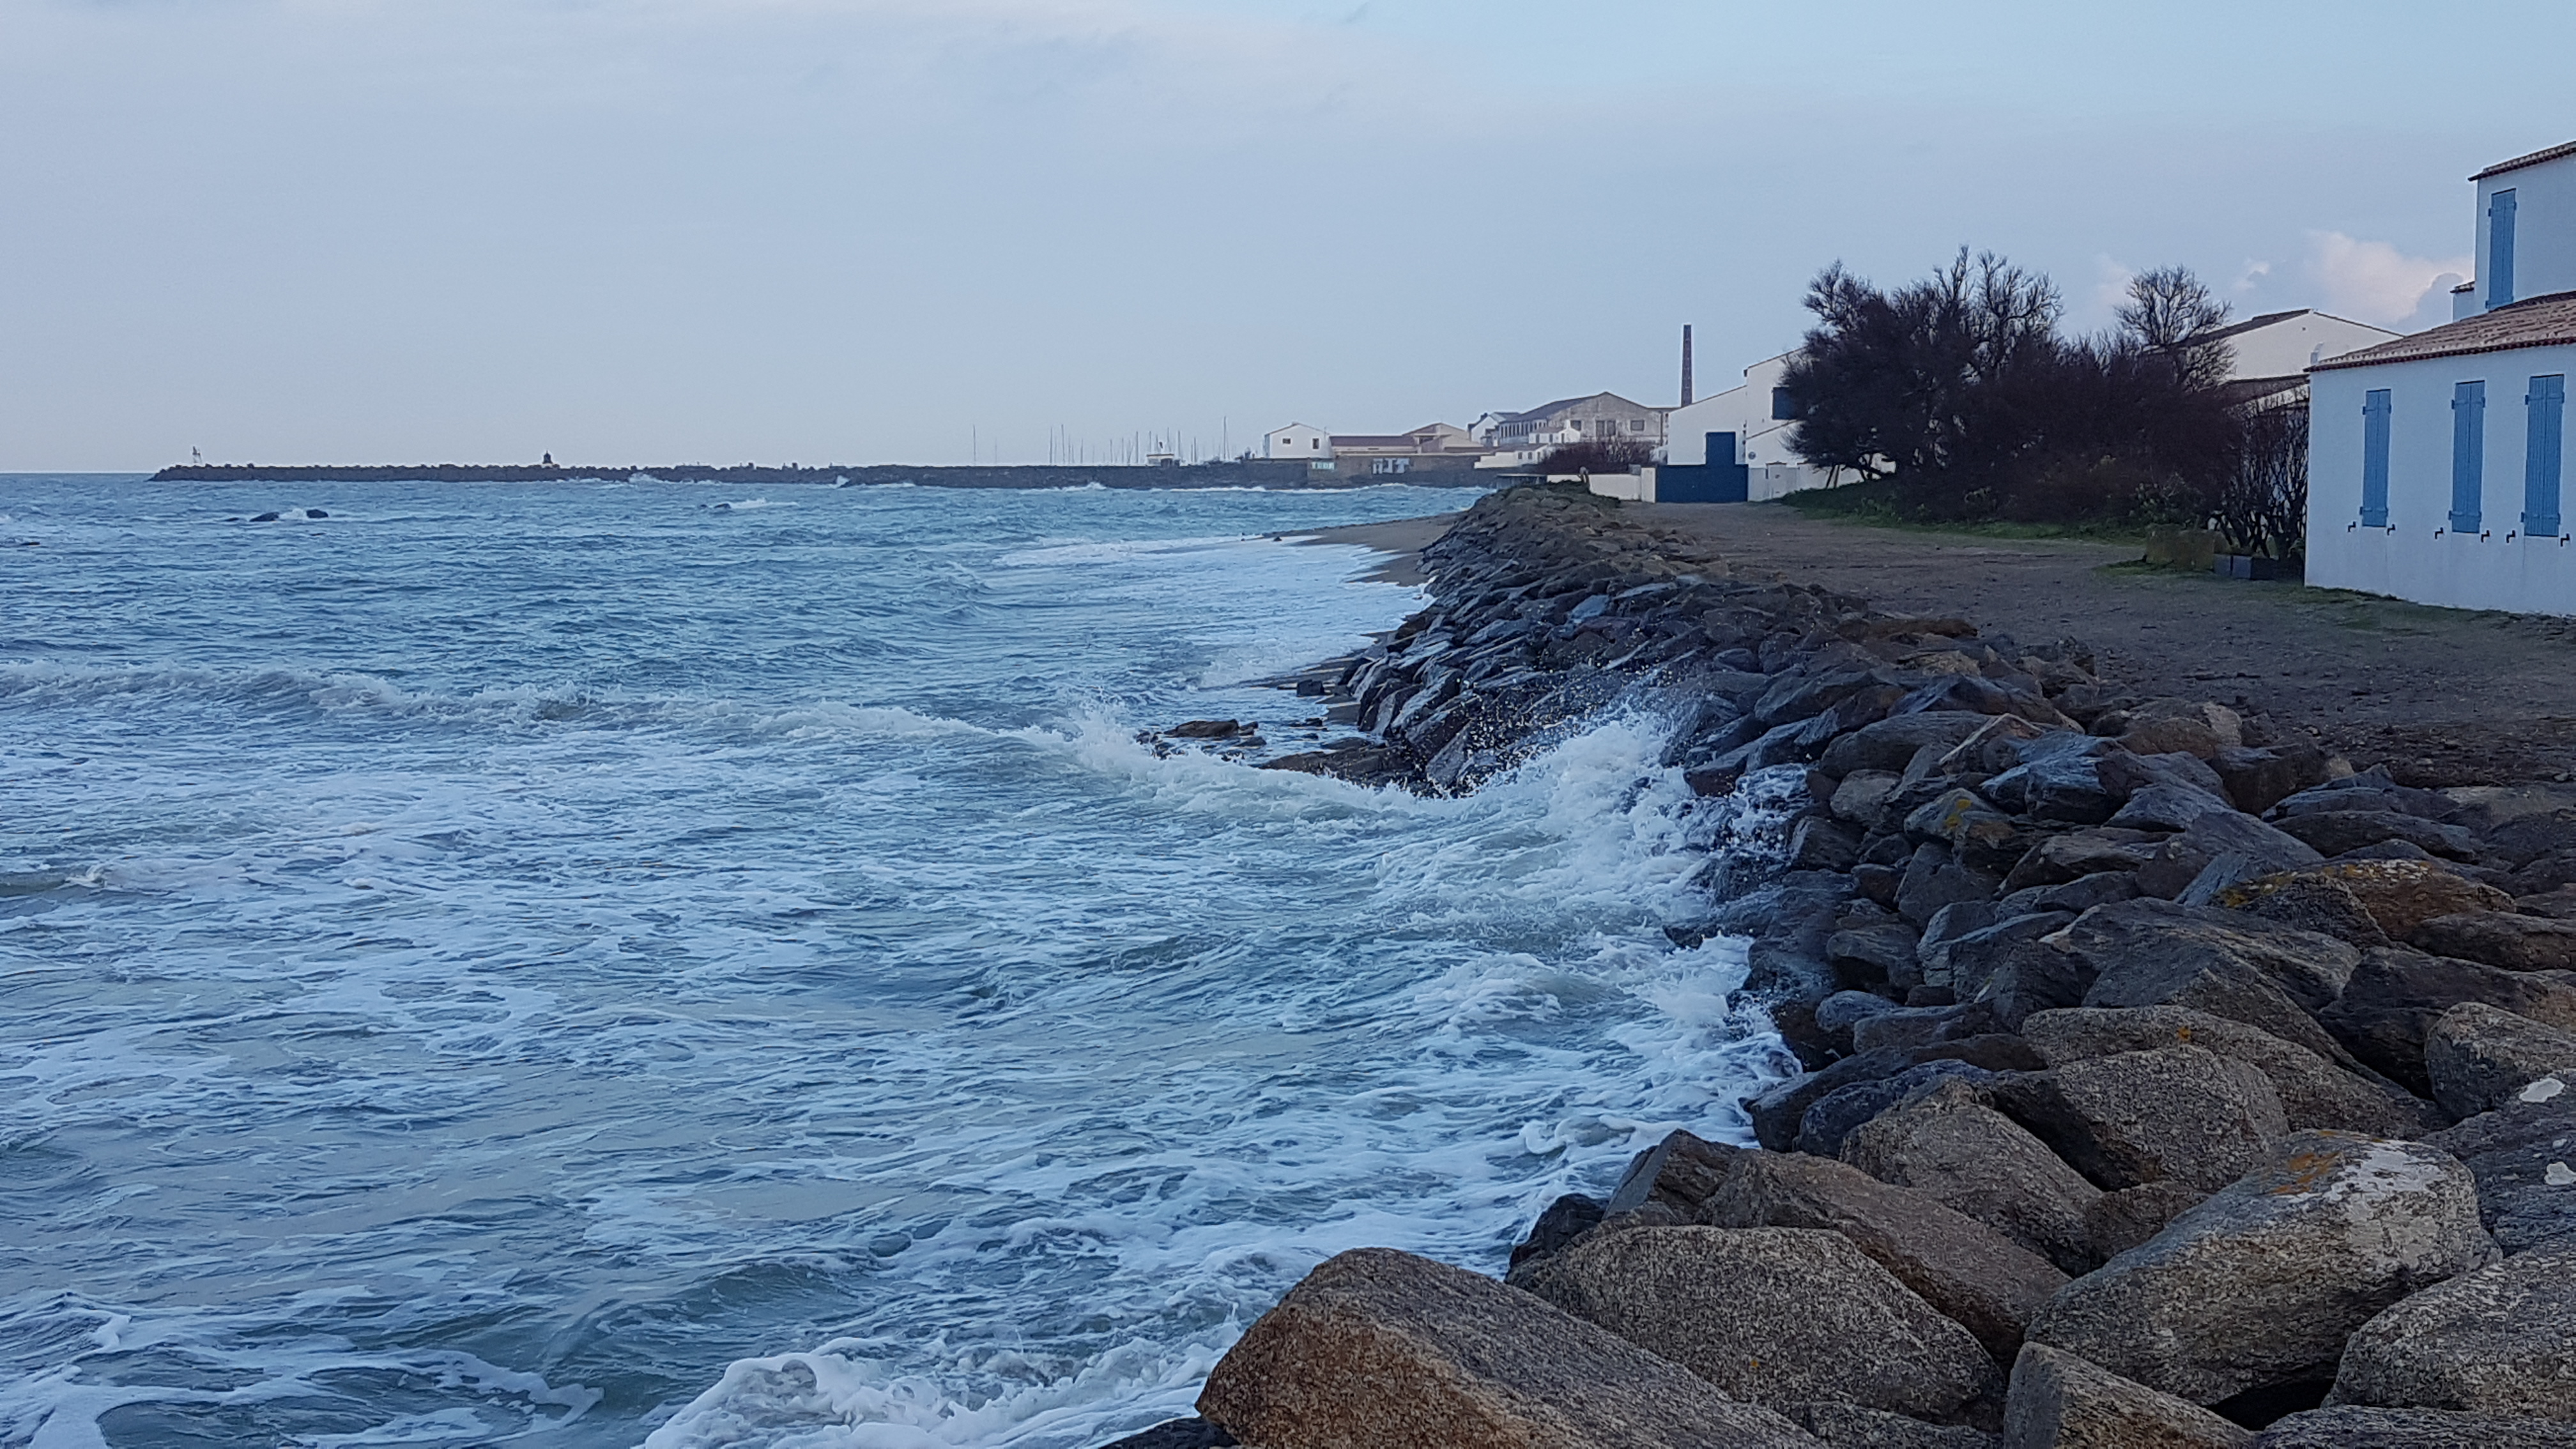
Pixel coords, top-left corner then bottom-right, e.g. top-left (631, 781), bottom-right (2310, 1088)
top-left (1899, 844), bottom-right (2002, 929)
top-left (2000, 1343), bottom-right (2253, 1449)
top-left (1988, 1046), bottom-right (2288, 1193)
top-left (1198, 1246), bottom-right (1822, 1449)
top-left (1782, 1400), bottom-right (1997, 1448)
top-left (1506, 1193), bottom-right (1606, 1276)
top-left (1823, 714), bottom-right (2000, 777)
top-left (2409, 910), bottom-right (2576, 972)
top-left (2135, 812), bottom-right (2326, 900)
top-left (2018, 1008), bottom-right (2439, 1138)
top-left (1852, 1004), bottom-right (1989, 1055)
top-left (2026, 1131), bottom-right (2497, 1406)
top-left (1943, 913), bottom-right (2080, 998)
top-left (1518, 1226), bottom-right (1995, 1423)
top-left (1700, 1147), bottom-right (2071, 1360)
top-left (1832, 924), bottom-right (1926, 993)
top-left (1750, 1038), bottom-right (2048, 1151)
top-left (2423, 1079), bottom-right (2576, 1253)
top-left (1792, 815), bottom-right (1867, 873)
top-left (2319, 948), bottom-right (2576, 1096)
top-left (2274, 811), bottom-right (2481, 862)
top-left (2253, 1406), bottom-right (2576, 1447)
top-left (1916, 902), bottom-right (2000, 979)
top-left (2423, 1002), bottom-right (2576, 1119)
top-left (1905, 789), bottom-right (2025, 873)
top-left (1833, 769), bottom-right (1905, 827)
top-left (2067, 900), bottom-right (2359, 1067)
top-left (2329, 1245), bottom-right (2576, 1421)
top-left (1797, 1061), bottom-right (1998, 1158)
top-left (1599, 1128), bottom-right (1742, 1219)
top-left (1841, 1080), bottom-right (2103, 1275)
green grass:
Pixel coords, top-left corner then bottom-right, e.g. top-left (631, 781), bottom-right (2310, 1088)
top-left (1772, 484), bottom-right (2158, 548)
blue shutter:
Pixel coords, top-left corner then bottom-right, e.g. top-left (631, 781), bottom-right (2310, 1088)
top-left (2531, 374), bottom-right (2568, 537)
top-left (2361, 389), bottom-right (2392, 526)
top-left (2490, 190), bottom-right (2518, 309)
top-left (2451, 380), bottom-right (2487, 532)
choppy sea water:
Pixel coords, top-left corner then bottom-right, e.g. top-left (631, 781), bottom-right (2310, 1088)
top-left (0, 477), bottom-right (1790, 1448)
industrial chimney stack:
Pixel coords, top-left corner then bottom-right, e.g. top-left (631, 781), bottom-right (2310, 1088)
top-left (1680, 325), bottom-right (1694, 408)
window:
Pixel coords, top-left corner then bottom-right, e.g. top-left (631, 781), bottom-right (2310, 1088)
top-left (2451, 380), bottom-right (2487, 533)
top-left (2361, 389), bottom-right (2392, 527)
top-left (1629, 418), bottom-right (1645, 433)
top-left (2490, 190), bottom-right (2518, 309)
top-left (1772, 387), bottom-right (1800, 421)
top-left (2530, 375), bottom-right (2566, 537)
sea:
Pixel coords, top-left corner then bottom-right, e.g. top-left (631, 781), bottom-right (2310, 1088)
top-left (0, 475), bottom-right (1791, 1449)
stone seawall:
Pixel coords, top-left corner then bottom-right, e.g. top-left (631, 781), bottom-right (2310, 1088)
top-left (1118, 483), bottom-right (2576, 1448)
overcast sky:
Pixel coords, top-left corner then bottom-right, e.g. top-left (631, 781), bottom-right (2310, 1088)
top-left (4, 0), bottom-right (2571, 470)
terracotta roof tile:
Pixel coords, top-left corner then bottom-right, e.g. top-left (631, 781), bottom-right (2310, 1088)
top-left (2308, 292), bottom-right (2576, 372)
top-left (2472, 140), bottom-right (2576, 181)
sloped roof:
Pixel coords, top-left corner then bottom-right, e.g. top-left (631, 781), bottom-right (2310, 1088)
top-left (2473, 140), bottom-right (2576, 181)
top-left (2207, 309), bottom-right (2309, 340)
top-left (2309, 291), bottom-right (2576, 371)
top-left (1496, 392), bottom-right (1663, 423)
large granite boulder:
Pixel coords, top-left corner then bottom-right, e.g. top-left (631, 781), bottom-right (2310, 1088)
top-left (2134, 813), bottom-right (2324, 901)
top-left (2329, 1245), bottom-right (2576, 1422)
top-left (2025, 1131), bottom-right (2497, 1406)
top-left (2000, 1344), bottom-right (2252, 1449)
top-left (2253, 1406), bottom-right (2576, 1446)
top-left (1781, 1401), bottom-right (1997, 1448)
top-left (1517, 1227), bottom-right (1995, 1423)
top-left (2410, 910), bottom-right (2576, 972)
top-left (1797, 1060), bottom-right (2000, 1158)
top-left (1749, 1037), bottom-right (2046, 1152)
top-left (1699, 1148), bottom-right (2070, 1360)
top-left (2239, 860), bottom-right (2513, 939)
top-left (2274, 810), bottom-right (2481, 861)
top-left (1197, 1247), bottom-right (1823, 1449)
top-left (2423, 1001), bottom-right (2576, 1119)
top-left (1841, 1080), bottom-right (2103, 1275)
top-left (1825, 714), bottom-right (2001, 776)
top-left (1988, 1046), bottom-right (2288, 1193)
top-left (2062, 900), bottom-right (2358, 1066)
top-left (2017, 1007), bottom-right (2439, 1138)
top-left (2423, 1077), bottom-right (2576, 1253)
top-left (2318, 947), bottom-right (2576, 1096)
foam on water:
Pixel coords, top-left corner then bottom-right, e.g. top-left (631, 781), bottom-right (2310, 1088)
top-left (0, 475), bottom-right (1785, 1449)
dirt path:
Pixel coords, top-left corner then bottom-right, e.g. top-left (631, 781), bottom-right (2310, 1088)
top-left (1624, 501), bottom-right (2576, 786)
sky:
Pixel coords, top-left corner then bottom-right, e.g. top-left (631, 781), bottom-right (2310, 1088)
top-left (3, 0), bottom-right (2572, 470)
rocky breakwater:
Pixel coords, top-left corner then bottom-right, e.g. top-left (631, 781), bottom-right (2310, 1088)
top-left (1117, 483), bottom-right (2576, 1449)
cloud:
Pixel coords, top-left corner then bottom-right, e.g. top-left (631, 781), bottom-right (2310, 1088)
top-left (2304, 231), bottom-right (2472, 326)
top-left (2233, 259), bottom-right (2270, 293)
top-left (2090, 254), bottom-right (2136, 318)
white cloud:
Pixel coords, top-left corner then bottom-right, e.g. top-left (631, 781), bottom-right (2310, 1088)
top-left (2304, 231), bottom-right (2472, 326)
top-left (2090, 254), bottom-right (2136, 318)
top-left (2234, 258), bottom-right (2271, 293)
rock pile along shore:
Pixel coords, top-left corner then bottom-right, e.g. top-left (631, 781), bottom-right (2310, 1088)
top-left (1117, 483), bottom-right (2576, 1449)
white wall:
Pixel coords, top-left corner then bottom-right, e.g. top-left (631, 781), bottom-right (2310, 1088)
top-left (1263, 424), bottom-right (1330, 459)
top-left (2226, 312), bottom-right (2397, 379)
top-left (2308, 341), bottom-right (2576, 616)
top-left (2472, 151), bottom-right (2576, 311)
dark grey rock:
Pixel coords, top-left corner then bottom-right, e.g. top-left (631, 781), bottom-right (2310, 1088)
top-left (1601, 1128), bottom-right (1742, 1217)
top-left (2067, 900), bottom-right (2360, 1067)
top-left (2423, 1002), bottom-right (2576, 1119)
top-left (2329, 1245), bottom-right (2576, 1422)
top-left (2253, 1406), bottom-right (2576, 1448)
top-left (1785, 1401), bottom-right (1996, 1448)
top-left (2320, 949), bottom-right (2576, 1096)
top-left (2018, 1007), bottom-right (2440, 1138)
top-left (1899, 843), bottom-right (2002, 929)
top-left (2084, 1181), bottom-right (2207, 1261)
top-left (1998, 871), bottom-right (2142, 918)
top-left (2026, 1131), bottom-right (2497, 1406)
top-left (1519, 1226), bottom-right (1995, 1422)
top-left (2275, 811), bottom-right (2482, 862)
top-left (1833, 923), bottom-right (1924, 990)
top-left (1201, 1246), bottom-right (1825, 1449)
top-left (1096, 1418), bottom-right (1237, 1448)
top-left (1506, 1192), bottom-right (1606, 1275)
top-left (1841, 1080), bottom-right (2102, 1275)
top-left (2136, 813), bottom-right (2327, 900)
top-left (2423, 1081), bottom-right (2576, 1253)
top-left (1989, 1046), bottom-right (2288, 1192)
top-left (1823, 714), bottom-right (2001, 777)
top-left (1797, 1061), bottom-right (1998, 1158)
top-left (2409, 910), bottom-right (2576, 972)
top-left (2003, 830), bottom-right (2160, 892)
top-left (2210, 744), bottom-right (2333, 817)
top-left (2215, 871), bottom-right (2392, 947)
top-left (1699, 1148), bottom-right (2072, 1361)
top-left (2098, 748), bottom-right (2232, 801)
top-left (2001, 1343), bottom-right (2253, 1448)
top-left (1945, 913), bottom-right (2081, 998)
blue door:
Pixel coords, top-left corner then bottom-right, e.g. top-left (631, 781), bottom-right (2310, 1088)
top-left (2531, 374), bottom-right (2567, 537)
top-left (2451, 380), bottom-right (2487, 532)
top-left (2361, 389), bottom-right (2391, 526)
top-left (2490, 190), bottom-right (2518, 309)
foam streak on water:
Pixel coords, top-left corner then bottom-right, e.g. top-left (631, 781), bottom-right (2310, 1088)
top-left (0, 477), bottom-right (1788, 1448)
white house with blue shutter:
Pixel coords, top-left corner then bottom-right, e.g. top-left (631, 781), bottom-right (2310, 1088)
top-left (2307, 139), bottom-right (2576, 616)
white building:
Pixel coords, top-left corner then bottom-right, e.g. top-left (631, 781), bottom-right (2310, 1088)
top-left (1263, 423), bottom-right (1331, 461)
top-left (2209, 310), bottom-right (2400, 406)
top-left (1471, 393), bottom-right (1669, 469)
top-left (2306, 140), bottom-right (2576, 616)
top-left (1661, 351), bottom-right (1836, 500)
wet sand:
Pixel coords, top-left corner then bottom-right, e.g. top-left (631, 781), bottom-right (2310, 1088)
top-left (1278, 513), bottom-right (1462, 586)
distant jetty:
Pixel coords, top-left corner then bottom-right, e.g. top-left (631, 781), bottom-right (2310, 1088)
top-left (148, 461), bottom-right (1494, 489)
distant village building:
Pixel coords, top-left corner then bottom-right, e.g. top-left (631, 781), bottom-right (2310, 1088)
top-left (2308, 139), bottom-right (2576, 616)
top-left (1263, 423), bottom-right (1331, 462)
top-left (1661, 352), bottom-right (1830, 500)
top-left (1326, 422), bottom-right (1484, 476)
top-left (1473, 393), bottom-right (1670, 470)
top-left (2210, 310), bottom-right (2401, 411)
